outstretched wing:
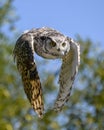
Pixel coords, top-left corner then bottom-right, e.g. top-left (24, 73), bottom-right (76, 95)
top-left (54, 39), bottom-right (80, 111)
top-left (13, 32), bottom-right (44, 118)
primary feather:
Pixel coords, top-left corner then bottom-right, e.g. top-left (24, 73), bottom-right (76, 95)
top-left (13, 27), bottom-right (80, 117)
top-left (54, 38), bottom-right (80, 111)
top-left (13, 32), bottom-right (44, 118)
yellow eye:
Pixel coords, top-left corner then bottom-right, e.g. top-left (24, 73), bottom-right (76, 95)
top-left (62, 43), bottom-right (66, 47)
top-left (50, 41), bottom-right (56, 47)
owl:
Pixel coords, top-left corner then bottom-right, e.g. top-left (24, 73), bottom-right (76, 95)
top-left (13, 27), bottom-right (80, 118)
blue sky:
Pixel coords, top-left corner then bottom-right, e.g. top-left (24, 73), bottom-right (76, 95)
top-left (13, 0), bottom-right (104, 47)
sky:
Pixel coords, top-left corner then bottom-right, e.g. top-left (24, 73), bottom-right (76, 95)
top-left (13, 0), bottom-right (104, 47)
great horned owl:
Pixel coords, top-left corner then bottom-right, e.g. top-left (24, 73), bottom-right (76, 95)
top-left (13, 27), bottom-right (80, 118)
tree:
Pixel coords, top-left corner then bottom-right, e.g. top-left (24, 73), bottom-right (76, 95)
top-left (0, 1), bottom-right (104, 129)
top-left (0, 1), bottom-right (29, 130)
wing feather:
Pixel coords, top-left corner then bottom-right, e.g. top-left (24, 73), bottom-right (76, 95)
top-left (13, 32), bottom-right (44, 118)
top-left (54, 39), bottom-right (80, 111)
top-left (13, 27), bottom-right (80, 116)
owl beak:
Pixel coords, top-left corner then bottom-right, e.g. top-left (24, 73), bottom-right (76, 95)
top-left (64, 50), bottom-right (68, 55)
top-left (61, 51), bottom-right (65, 55)
top-left (57, 48), bottom-right (67, 57)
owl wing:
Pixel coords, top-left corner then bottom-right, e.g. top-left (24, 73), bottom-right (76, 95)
top-left (13, 32), bottom-right (44, 118)
top-left (54, 39), bottom-right (80, 111)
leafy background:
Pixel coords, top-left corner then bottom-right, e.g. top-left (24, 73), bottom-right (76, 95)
top-left (0, 0), bottom-right (104, 130)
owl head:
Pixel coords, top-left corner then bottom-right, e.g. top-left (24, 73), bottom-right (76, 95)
top-left (39, 36), bottom-right (70, 59)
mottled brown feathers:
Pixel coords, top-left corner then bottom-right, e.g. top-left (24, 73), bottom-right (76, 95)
top-left (13, 32), bottom-right (44, 118)
top-left (13, 27), bottom-right (80, 118)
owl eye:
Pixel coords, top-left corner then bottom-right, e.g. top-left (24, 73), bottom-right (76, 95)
top-left (50, 41), bottom-right (56, 47)
top-left (62, 42), bottom-right (66, 47)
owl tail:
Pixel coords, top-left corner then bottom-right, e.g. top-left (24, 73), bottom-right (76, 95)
top-left (21, 64), bottom-right (44, 118)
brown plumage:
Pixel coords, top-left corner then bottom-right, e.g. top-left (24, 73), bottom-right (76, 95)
top-left (13, 32), bottom-right (44, 118)
top-left (13, 27), bottom-right (80, 118)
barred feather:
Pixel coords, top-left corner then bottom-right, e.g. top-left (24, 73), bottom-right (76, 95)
top-left (13, 32), bottom-right (44, 118)
top-left (54, 39), bottom-right (80, 111)
top-left (13, 27), bottom-right (80, 117)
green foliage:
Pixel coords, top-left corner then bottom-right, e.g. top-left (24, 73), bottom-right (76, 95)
top-left (0, 1), bottom-right (104, 129)
top-left (0, 0), bottom-right (18, 36)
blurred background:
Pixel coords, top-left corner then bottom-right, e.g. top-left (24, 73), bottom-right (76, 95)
top-left (0, 0), bottom-right (104, 130)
